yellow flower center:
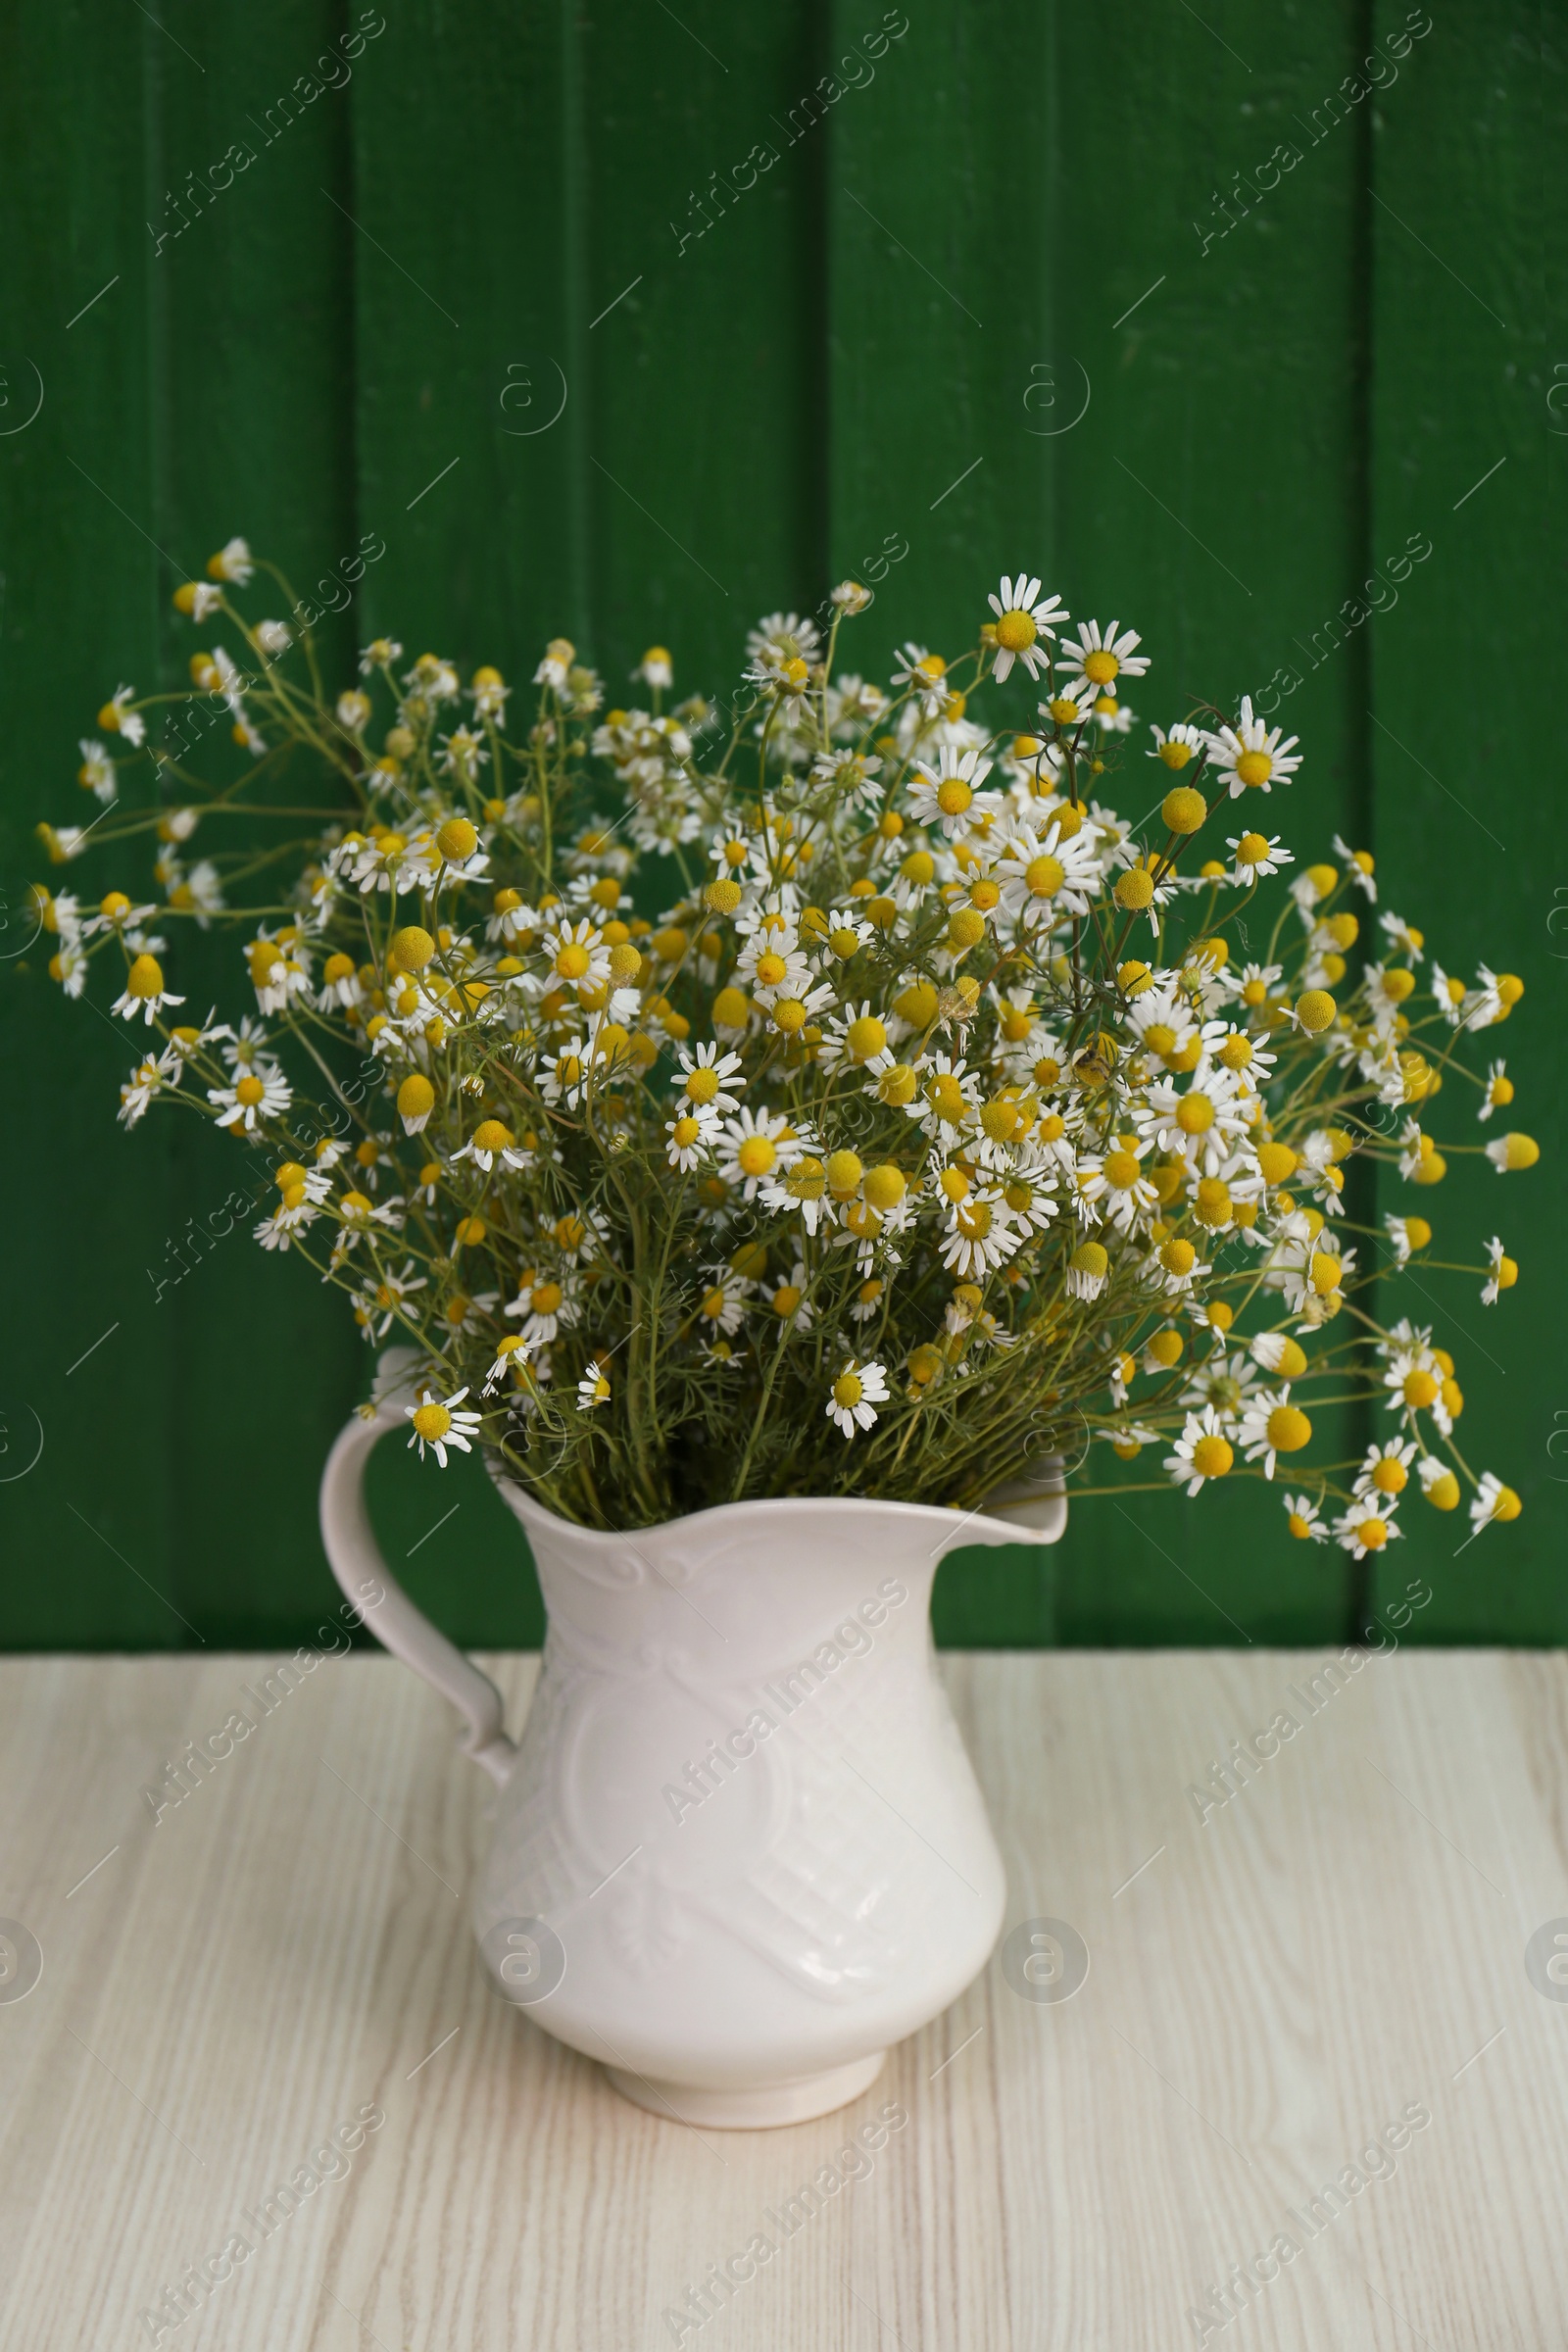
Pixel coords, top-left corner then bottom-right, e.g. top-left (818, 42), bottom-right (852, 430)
top-left (833, 1372), bottom-right (864, 1409)
top-left (787, 1156), bottom-right (826, 1200)
top-left (1103, 1150), bottom-right (1142, 1191)
top-left (955, 1200), bottom-right (992, 1240)
top-left (1235, 749), bottom-right (1273, 787)
top-left (672, 1116), bottom-right (702, 1148)
top-left (1402, 1368), bottom-right (1439, 1407)
top-left (936, 776), bottom-right (973, 816)
top-left (1356, 1515), bottom-right (1389, 1550)
top-left (1025, 855), bottom-right (1065, 899)
top-left (928, 1075), bottom-right (968, 1125)
top-left (235, 1075), bottom-right (266, 1106)
top-left (684, 1065), bottom-right (721, 1104)
top-left (755, 951), bottom-right (788, 987)
top-left (127, 954), bottom-right (165, 998)
top-left (1176, 1094), bottom-right (1215, 1134)
top-left (773, 1284), bottom-right (803, 1316)
top-left (1192, 1434), bottom-right (1233, 1478)
top-left (701, 1286), bottom-right (727, 1320)
top-left (1158, 739), bottom-right (1193, 768)
top-left (829, 927), bottom-right (860, 958)
top-left (737, 1135), bottom-right (776, 1177)
top-left (413, 1402), bottom-right (452, 1442)
top-left (1371, 1455), bottom-right (1407, 1494)
top-left (995, 610), bottom-right (1036, 652)
top-left (531, 1282), bottom-right (564, 1316)
top-left (1237, 831), bottom-right (1270, 865)
top-left (845, 1014), bottom-right (887, 1062)
top-left (1267, 1405), bottom-right (1311, 1453)
top-left (1048, 697), bottom-right (1082, 724)
top-left (556, 942), bottom-right (591, 980)
top-left (915, 655), bottom-right (946, 680)
top-left (1083, 649), bottom-right (1119, 685)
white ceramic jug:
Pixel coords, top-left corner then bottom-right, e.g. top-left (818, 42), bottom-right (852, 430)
top-left (319, 1349), bottom-right (1065, 2127)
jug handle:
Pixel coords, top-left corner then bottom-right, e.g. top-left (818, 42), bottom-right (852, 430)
top-left (318, 1352), bottom-right (517, 1786)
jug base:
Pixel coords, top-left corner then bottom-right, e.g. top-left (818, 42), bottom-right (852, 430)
top-left (606, 2049), bottom-right (886, 2130)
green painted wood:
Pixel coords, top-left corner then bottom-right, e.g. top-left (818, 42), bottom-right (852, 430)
top-left (0, 0), bottom-right (1558, 1649)
top-left (1363, 0), bottom-right (1561, 1641)
top-left (0, 3), bottom-right (369, 1648)
top-left (827, 0), bottom-right (1379, 1643)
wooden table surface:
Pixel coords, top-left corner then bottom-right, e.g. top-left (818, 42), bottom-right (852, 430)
top-left (1, 1646), bottom-right (1564, 2350)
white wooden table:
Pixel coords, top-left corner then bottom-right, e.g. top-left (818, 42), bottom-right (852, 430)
top-left (1, 1648), bottom-right (1564, 2349)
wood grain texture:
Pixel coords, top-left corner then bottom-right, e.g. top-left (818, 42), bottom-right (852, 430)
top-left (0, 1647), bottom-right (1564, 2347)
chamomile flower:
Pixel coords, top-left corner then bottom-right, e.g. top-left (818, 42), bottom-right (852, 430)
top-left (119, 1050), bottom-right (173, 1126)
top-left (1074, 1142), bottom-right (1159, 1234)
top-left (577, 1360), bottom-right (612, 1410)
top-left (906, 746), bottom-right (1000, 840)
top-left (537, 916), bottom-right (611, 1002)
top-left (717, 1106), bottom-right (804, 1199)
top-left (985, 575), bottom-right (1067, 682)
top-left (696, 1268), bottom-right (751, 1337)
top-left (767, 1260), bottom-right (815, 1327)
top-left (77, 739), bottom-right (118, 802)
top-left (1056, 618), bottom-right (1149, 706)
top-left (1484, 1131), bottom-right (1540, 1173)
top-left (207, 1064), bottom-right (291, 1131)
top-left (483, 1333), bottom-right (533, 1395)
top-left (1468, 1470), bottom-right (1521, 1533)
top-left (1282, 1492), bottom-right (1328, 1541)
top-left (1477, 1059), bottom-right (1511, 1121)
top-left (938, 1183), bottom-right (1021, 1280)
top-left (1165, 1406), bottom-right (1235, 1495)
top-left (674, 1041), bottom-right (746, 1115)
top-left (665, 1108), bottom-right (716, 1170)
top-left (207, 535), bottom-right (255, 585)
top-left (1335, 1500), bottom-right (1400, 1559)
top-left (1379, 910), bottom-right (1424, 962)
top-left (747, 611), bottom-right (821, 674)
top-left (1480, 1236), bottom-right (1516, 1304)
top-left (1416, 1454), bottom-right (1459, 1507)
top-left (504, 1271), bottom-right (579, 1347)
top-left (1148, 721), bottom-right (1206, 770)
top-left (994, 819), bottom-right (1101, 924)
top-left (1205, 697), bottom-right (1301, 797)
top-left (891, 644), bottom-right (952, 717)
top-left (825, 1356), bottom-right (889, 1440)
top-left (112, 954), bottom-right (185, 1024)
top-left (358, 1261), bottom-right (428, 1340)
top-left (1383, 1214), bottom-right (1430, 1267)
top-left (1228, 830), bottom-right (1291, 884)
top-left (1236, 1387), bottom-right (1311, 1478)
top-left (1354, 1437), bottom-right (1417, 1500)
top-left (818, 904), bottom-right (876, 963)
top-left (404, 1385), bottom-right (483, 1467)
top-left (1333, 835), bottom-right (1377, 902)
top-left (810, 746), bottom-right (884, 810)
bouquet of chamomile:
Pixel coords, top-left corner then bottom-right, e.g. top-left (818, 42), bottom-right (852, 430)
top-left (34, 543), bottom-right (1534, 1543)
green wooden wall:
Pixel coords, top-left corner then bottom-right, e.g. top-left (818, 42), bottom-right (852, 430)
top-left (0, 0), bottom-right (1559, 1651)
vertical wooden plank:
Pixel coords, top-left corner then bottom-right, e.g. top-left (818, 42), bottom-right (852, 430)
top-left (351, 1), bottom-right (829, 689)
top-left (829, 1), bottom-right (1377, 1642)
top-left (349, 0), bottom-right (580, 668)
top-left (155, 2), bottom-right (367, 1644)
top-left (0, 4), bottom-right (368, 1646)
top-left (0, 2), bottom-right (177, 1645)
top-left (1365, 0), bottom-right (1562, 1638)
